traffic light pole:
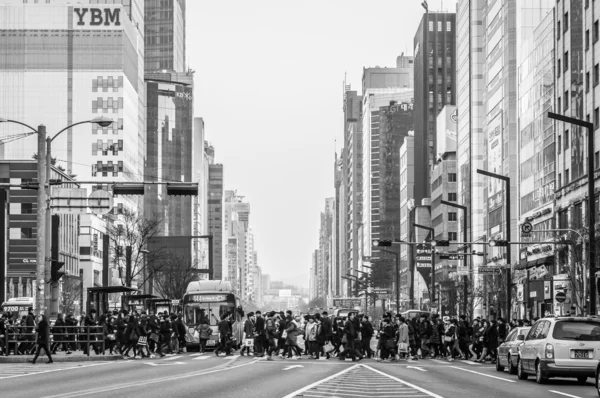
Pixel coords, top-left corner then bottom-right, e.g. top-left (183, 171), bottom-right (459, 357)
top-left (477, 169), bottom-right (512, 320)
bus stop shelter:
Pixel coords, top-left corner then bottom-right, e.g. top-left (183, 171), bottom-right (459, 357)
top-left (87, 286), bottom-right (138, 315)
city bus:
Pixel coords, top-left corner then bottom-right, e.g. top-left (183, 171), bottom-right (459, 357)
top-left (1, 297), bottom-right (33, 320)
top-left (182, 281), bottom-right (243, 351)
top-left (401, 310), bottom-right (431, 320)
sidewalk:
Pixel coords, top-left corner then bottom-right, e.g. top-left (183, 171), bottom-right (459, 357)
top-left (0, 350), bottom-right (123, 363)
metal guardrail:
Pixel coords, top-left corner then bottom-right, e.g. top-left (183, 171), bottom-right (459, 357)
top-left (2, 325), bottom-right (106, 357)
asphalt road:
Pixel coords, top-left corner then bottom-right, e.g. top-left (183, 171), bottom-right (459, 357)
top-left (2, 353), bottom-right (599, 398)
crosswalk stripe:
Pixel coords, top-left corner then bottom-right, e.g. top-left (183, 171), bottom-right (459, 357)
top-left (189, 353), bottom-right (203, 357)
top-left (162, 355), bottom-right (183, 361)
top-left (462, 360), bottom-right (481, 365)
top-left (192, 356), bottom-right (210, 360)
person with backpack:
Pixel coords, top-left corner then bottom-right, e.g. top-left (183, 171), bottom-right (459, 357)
top-left (195, 319), bottom-right (212, 353)
top-left (50, 313), bottom-right (66, 355)
top-left (239, 312), bottom-right (254, 356)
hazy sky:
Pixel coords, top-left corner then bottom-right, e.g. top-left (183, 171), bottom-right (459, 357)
top-left (187, 0), bottom-right (456, 288)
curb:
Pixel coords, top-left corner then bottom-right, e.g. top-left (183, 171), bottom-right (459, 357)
top-left (0, 355), bottom-right (123, 363)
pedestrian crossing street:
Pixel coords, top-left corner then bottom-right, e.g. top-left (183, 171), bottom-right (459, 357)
top-left (0, 362), bottom-right (112, 380)
top-left (286, 364), bottom-right (442, 398)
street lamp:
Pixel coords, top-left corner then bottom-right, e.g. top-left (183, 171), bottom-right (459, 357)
top-left (0, 116), bottom-right (113, 315)
top-left (477, 168), bottom-right (512, 319)
top-left (547, 112), bottom-right (596, 315)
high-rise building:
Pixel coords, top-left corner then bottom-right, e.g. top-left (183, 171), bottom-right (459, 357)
top-left (145, 0), bottom-right (186, 72)
top-left (399, 134), bottom-right (416, 300)
top-left (223, 190), bottom-right (251, 298)
top-left (362, 54), bottom-right (414, 93)
top-left (144, 72), bottom-right (194, 237)
top-left (361, 89), bottom-right (413, 269)
top-left (208, 163), bottom-right (224, 280)
top-left (0, 1), bottom-right (146, 203)
top-left (332, 152), bottom-right (345, 297)
top-left (413, 12), bottom-right (457, 200)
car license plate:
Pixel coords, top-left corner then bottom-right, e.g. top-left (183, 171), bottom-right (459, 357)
top-left (206, 340), bottom-right (216, 346)
top-left (573, 350), bottom-right (591, 359)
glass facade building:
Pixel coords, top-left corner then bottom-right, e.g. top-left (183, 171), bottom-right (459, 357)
top-left (145, 0), bottom-right (186, 72)
top-left (145, 74), bottom-right (194, 237)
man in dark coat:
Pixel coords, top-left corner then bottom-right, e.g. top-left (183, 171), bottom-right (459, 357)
top-left (83, 309), bottom-right (100, 355)
top-left (253, 311), bottom-right (265, 356)
top-left (338, 312), bottom-right (358, 361)
top-left (24, 307), bottom-right (36, 354)
top-left (240, 312), bottom-right (254, 356)
top-left (361, 315), bottom-right (374, 358)
top-left (28, 315), bottom-right (53, 364)
top-left (215, 313), bottom-right (233, 356)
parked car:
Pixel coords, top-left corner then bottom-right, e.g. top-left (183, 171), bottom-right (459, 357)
top-left (516, 316), bottom-right (600, 384)
top-left (496, 326), bottom-right (531, 374)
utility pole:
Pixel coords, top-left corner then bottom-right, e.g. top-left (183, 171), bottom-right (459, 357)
top-left (36, 125), bottom-right (47, 314)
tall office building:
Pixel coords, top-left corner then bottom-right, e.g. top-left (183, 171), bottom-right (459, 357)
top-left (144, 72), bottom-right (194, 236)
top-left (145, 0), bottom-right (186, 72)
top-left (0, 1), bottom-right (146, 200)
top-left (223, 191), bottom-right (250, 298)
top-left (332, 152), bottom-right (344, 298)
top-left (361, 89), bottom-right (413, 269)
top-left (413, 12), bottom-right (457, 200)
top-left (208, 163), bottom-right (224, 280)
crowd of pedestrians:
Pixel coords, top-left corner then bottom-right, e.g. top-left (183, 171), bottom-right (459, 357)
top-left (0, 307), bottom-right (189, 362)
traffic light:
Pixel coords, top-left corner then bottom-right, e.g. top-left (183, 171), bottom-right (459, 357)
top-left (372, 240), bottom-right (392, 247)
top-left (433, 240), bottom-right (450, 247)
top-left (489, 240), bottom-right (509, 247)
top-left (51, 260), bottom-right (65, 282)
top-left (166, 183), bottom-right (198, 196)
top-left (112, 183), bottom-right (145, 196)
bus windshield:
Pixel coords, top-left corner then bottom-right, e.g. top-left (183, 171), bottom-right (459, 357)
top-left (183, 294), bottom-right (236, 327)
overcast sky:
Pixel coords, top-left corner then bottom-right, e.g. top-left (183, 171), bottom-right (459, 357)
top-left (187, 0), bottom-right (457, 288)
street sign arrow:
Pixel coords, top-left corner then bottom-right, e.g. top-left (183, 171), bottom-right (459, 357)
top-left (521, 222), bottom-right (533, 234)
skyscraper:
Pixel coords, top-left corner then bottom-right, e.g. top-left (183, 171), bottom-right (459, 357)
top-left (145, 0), bottom-right (186, 72)
top-left (413, 12), bottom-right (456, 199)
top-left (208, 163), bottom-right (224, 280)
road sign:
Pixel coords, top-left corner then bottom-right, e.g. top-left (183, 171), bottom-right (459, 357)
top-left (555, 291), bottom-right (567, 303)
top-left (456, 269), bottom-right (469, 276)
top-left (372, 289), bottom-right (389, 295)
top-left (439, 254), bottom-right (464, 260)
top-left (51, 188), bottom-right (88, 214)
top-left (416, 244), bottom-right (432, 264)
top-left (521, 222), bottom-right (533, 234)
top-left (332, 298), bottom-right (362, 308)
top-left (88, 189), bottom-right (113, 214)
top-left (478, 266), bottom-right (502, 275)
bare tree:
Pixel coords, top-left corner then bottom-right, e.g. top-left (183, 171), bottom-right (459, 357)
top-left (150, 252), bottom-right (201, 299)
top-left (107, 209), bottom-right (167, 288)
top-left (61, 275), bottom-right (82, 316)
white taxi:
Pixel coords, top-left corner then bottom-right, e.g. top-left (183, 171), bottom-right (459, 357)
top-left (516, 316), bottom-right (600, 384)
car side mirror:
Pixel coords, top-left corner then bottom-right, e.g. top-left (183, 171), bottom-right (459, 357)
top-left (517, 335), bottom-right (525, 340)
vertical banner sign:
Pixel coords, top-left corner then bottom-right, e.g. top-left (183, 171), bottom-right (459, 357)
top-left (415, 244), bottom-right (432, 297)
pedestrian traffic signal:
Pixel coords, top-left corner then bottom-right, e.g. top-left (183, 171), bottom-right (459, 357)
top-left (433, 240), bottom-right (450, 247)
top-left (51, 260), bottom-right (65, 282)
top-left (372, 240), bottom-right (392, 247)
top-left (489, 240), bottom-right (509, 247)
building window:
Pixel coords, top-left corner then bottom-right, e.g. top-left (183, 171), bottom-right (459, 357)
top-left (596, 151), bottom-right (600, 169)
top-left (564, 12), bottom-right (569, 32)
top-left (449, 232), bottom-right (458, 241)
top-left (21, 228), bottom-right (33, 239)
top-left (429, 21), bottom-right (434, 31)
top-left (595, 20), bottom-right (599, 43)
top-left (558, 135), bottom-right (562, 153)
top-left (595, 64), bottom-right (599, 86)
top-left (565, 168), bottom-right (570, 184)
top-left (448, 173), bottom-right (457, 182)
top-left (558, 97), bottom-right (561, 113)
top-left (448, 193), bottom-right (457, 202)
top-left (587, 72), bottom-right (591, 93)
top-left (564, 51), bottom-right (569, 72)
top-left (21, 203), bottom-right (33, 214)
top-left (557, 59), bottom-right (561, 77)
top-left (565, 130), bottom-right (569, 149)
top-left (449, 212), bottom-right (458, 221)
top-left (595, 107), bottom-right (600, 130)
top-left (446, 21), bottom-right (451, 32)
top-left (587, 29), bottom-right (590, 50)
top-left (558, 173), bottom-right (562, 188)
top-left (564, 91), bottom-right (569, 110)
top-left (438, 21), bottom-right (442, 31)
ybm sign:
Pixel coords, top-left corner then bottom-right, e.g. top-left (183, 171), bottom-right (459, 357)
top-left (74, 8), bottom-right (121, 26)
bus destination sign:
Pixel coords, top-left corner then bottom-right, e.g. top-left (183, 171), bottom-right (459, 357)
top-left (187, 294), bottom-right (227, 303)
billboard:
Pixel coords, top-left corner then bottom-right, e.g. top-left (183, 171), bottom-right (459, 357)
top-left (436, 105), bottom-right (457, 156)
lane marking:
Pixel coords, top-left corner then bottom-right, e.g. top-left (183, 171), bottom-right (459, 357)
top-left (448, 366), bottom-right (516, 383)
top-left (144, 361), bottom-right (186, 366)
top-left (361, 365), bottom-right (443, 397)
top-left (192, 356), bottom-right (210, 360)
top-left (461, 360), bottom-right (481, 365)
top-left (161, 355), bottom-right (183, 361)
top-left (41, 359), bottom-right (261, 398)
top-left (0, 362), bottom-right (114, 380)
top-left (406, 366), bottom-right (427, 372)
top-left (281, 364), bottom-right (360, 398)
top-left (430, 359), bottom-right (447, 364)
top-left (548, 391), bottom-right (584, 398)
top-left (189, 353), bottom-right (203, 357)
top-left (283, 365), bottom-right (304, 370)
